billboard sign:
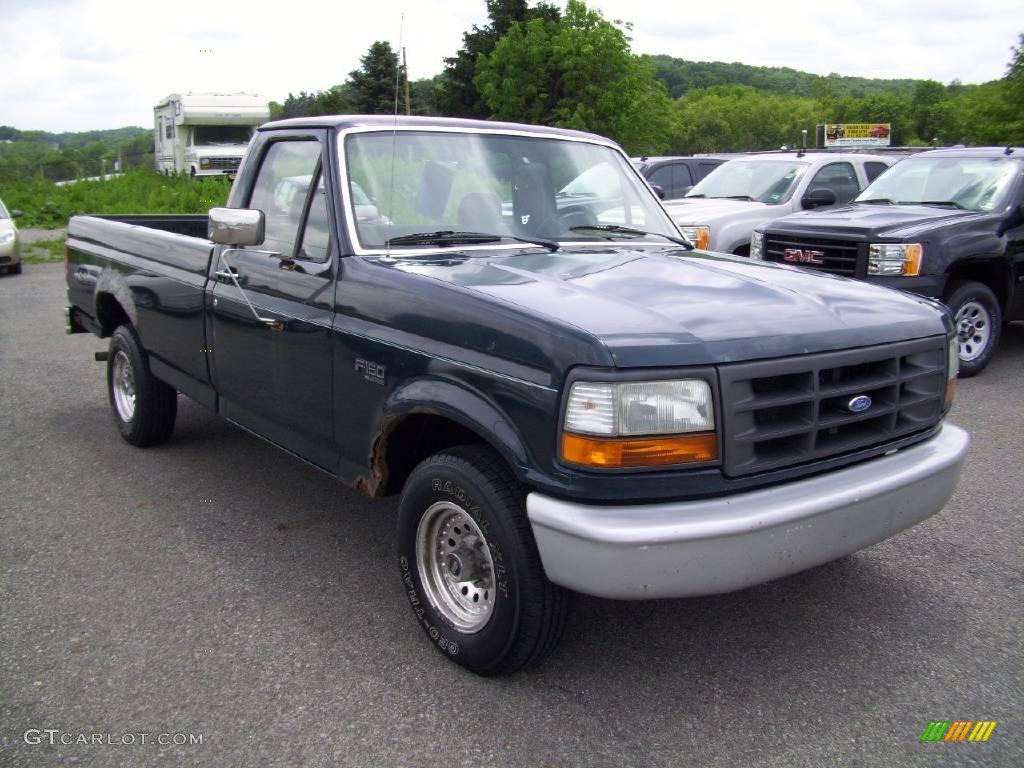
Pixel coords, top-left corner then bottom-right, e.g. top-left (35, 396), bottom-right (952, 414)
top-left (822, 123), bottom-right (891, 147)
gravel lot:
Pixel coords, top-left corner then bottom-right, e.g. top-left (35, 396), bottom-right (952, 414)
top-left (1, 263), bottom-right (1021, 767)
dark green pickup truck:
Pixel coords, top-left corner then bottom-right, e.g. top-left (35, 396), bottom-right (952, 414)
top-left (65, 116), bottom-right (969, 675)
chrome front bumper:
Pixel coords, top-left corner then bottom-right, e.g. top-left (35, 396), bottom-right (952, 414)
top-left (527, 424), bottom-right (970, 599)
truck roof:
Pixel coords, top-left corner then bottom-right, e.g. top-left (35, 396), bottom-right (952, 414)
top-left (260, 115), bottom-right (618, 145)
top-left (909, 146), bottom-right (1024, 159)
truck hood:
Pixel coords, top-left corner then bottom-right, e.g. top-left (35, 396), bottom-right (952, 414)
top-left (384, 246), bottom-right (949, 367)
top-left (765, 203), bottom-right (991, 241)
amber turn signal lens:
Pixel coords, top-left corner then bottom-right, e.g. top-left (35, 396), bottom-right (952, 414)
top-left (561, 432), bottom-right (718, 468)
top-left (944, 378), bottom-right (956, 407)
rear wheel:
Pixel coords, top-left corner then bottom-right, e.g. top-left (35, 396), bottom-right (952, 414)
top-left (107, 325), bottom-right (177, 446)
top-left (396, 445), bottom-right (571, 675)
top-left (944, 280), bottom-right (1001, 377)
top-left (10, 262), bottom-right (23, 274)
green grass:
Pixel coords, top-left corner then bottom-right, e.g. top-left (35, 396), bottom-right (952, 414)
top-left (22, 237), bottom-right (65, 264)
top-left (2, 168), bottom-right (231, 228)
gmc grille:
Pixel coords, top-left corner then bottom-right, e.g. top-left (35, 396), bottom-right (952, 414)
top-left (719, 337), bottom-right (947, 477)
top-left (764, 234), bottom-right (861, 276)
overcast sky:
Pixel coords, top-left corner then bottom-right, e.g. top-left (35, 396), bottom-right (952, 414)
top-left (1, 0), bottom-right (1019, 132)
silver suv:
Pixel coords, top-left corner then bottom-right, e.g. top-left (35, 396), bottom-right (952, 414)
top-left (663, 151), bottom-right (896, 254)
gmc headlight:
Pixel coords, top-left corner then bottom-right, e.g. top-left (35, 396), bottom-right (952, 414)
top-left (562, 379), bottom-right (717, 468)
top-left (199, 158), bottom-right (211, 170)
top-left (0, 229), bottom-right (14, 245)
top-left (868, 243), bottom-right (922, 276)
top-left (750, 231), bottom-right (764, 259)
top-left (678, 226), bottom-right (710, 250)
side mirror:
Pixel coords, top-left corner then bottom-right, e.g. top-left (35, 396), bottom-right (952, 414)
top-left (996, 202), bottom-right (1024, 237)
top-left (10, 210), bottom-right (23, 218)
top-left (650, 183), bottom-right (666, 200)
top-left (802, 187), bottom-right (837, 209)
top-left (208, 207), bottom-right (264, 246)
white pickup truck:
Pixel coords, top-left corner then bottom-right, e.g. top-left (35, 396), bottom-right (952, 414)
top-left (663, 151), bottom-right (896, 255)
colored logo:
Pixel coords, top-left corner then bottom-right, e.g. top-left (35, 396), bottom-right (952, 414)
top-left (783, 248), bottom-right (825, 265)
top-left (920, 721), bottom-right (997, 742)
top-left (847, 395), bottom-right (872, 413)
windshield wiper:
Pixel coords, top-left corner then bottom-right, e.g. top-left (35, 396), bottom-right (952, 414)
top-left (903, 200), bottom-right (967, 209)
top-left (568, 224), bottom-right (693, 249)
top-left (719, 195), bottom-right (756, 201)
top-left (384, 230), bottom-right (559, 251)
top-left (858, 197), bottom-right (896, 205)
top-left (684, 193), bottom-right (706, 198)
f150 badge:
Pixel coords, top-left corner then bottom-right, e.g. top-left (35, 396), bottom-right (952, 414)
top-left (355, 358), bottom-right (386, 385)
top-left (783, 248), bottom-right (825, 265)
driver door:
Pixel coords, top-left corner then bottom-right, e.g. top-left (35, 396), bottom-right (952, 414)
top-left (208, 135), bottom-right (338, 470)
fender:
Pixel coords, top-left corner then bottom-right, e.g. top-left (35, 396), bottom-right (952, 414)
top-left (94, 267), bottom-right (139, 329)
top-left (363, 376), bottom-right (538, 497)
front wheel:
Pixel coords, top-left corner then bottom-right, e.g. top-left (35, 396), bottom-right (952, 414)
top-left (107, 325), bottom-right (177, 446)
top-left (396, 445), bottom-right (571, 675)
top-left (944, 280), bottom-right (1002, 377)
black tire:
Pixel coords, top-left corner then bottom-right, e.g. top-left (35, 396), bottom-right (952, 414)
top-left (107, 325), bottom-right (177, 446)
top-left (10, 262), bottom-right (23, 274)
top-left (396, 445), bottom-right (571, 675)
top-left (943, 280), bottom-right (1002, 377)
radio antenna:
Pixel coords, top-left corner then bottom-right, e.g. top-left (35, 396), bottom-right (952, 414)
top-left (385, 12), bottom-right (404, 260)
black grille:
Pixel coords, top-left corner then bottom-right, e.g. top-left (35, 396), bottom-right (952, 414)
top-left (764, 233), bottom-right (862, 276)
top-left (719, 337), bottom-right (947, 477)
top-left (207, 156), bottom-right (241, 171)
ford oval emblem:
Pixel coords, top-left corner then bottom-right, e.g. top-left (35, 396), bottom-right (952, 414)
top-left (847, 395), bottom-right (872, 413)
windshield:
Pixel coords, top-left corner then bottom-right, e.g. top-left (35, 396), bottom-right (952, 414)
top-left (854, 155), bottom-right (1018, 212)
top-left (0, 199), bottom-right (9, 219)
top-left (685, 159), bottom-right (808, 204)
top-left (342, 131), bottom-right (678, 251)
top-left (191, 125), bottom-right (253, 145)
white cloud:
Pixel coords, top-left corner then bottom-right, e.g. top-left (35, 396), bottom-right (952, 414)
top-left (0, 0), bottom-right (1018, 132)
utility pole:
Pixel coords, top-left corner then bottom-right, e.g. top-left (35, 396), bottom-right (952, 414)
top-left (402, 47), bottom-right (411, 116)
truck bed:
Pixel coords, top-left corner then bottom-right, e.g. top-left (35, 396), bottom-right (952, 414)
top-left (66, 213), bottom-right (216, 406)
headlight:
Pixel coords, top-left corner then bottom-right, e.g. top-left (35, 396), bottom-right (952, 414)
top-left (945, 334), bottom-right (958, 406)
top-left (749, 231), bottom-right (764, 259)
top-left (562, 379), bottom-right (717, 468)
top-left (199, 158), bottom-right (211, 170)
top-left (868, 243), bottom-right (922, 276)
top-left (0, 229), bottom-right (14, 245)
top-left (678, 226), bottom-right (710, 250)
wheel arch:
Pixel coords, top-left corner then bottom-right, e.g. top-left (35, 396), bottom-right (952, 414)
top-left (93, 268), bottom-right (138, 336)
top-left (945, 258), bottom-right (1011, 311)
top-left (366, 380), bottom-right (534, 498)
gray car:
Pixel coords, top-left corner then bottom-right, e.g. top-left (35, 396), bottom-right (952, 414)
top-left (663, 151), bottom-right (896, 254)
top-left (0, 198), bottom-right (23, 275)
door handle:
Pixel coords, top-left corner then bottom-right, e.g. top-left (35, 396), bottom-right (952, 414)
top-left (214, 268), bottom-right (245, 285)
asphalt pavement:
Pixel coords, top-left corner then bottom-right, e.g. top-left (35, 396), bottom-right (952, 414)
top-left (1, 263), bottom-right (1021, 767)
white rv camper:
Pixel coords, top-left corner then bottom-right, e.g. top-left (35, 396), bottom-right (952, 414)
top-left (153, 92), bottom-right (269, 177)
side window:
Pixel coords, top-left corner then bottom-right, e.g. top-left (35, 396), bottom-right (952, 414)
top-left (671, 164), bottom-right (693, 197)
top-left (648, 165), bottom-right (674, 194)
top-left (247, 140), bottom-right (322, 259)
top-left (698, 162), bottom-right (720, 179)
top-left (864, 161), bottom-right (889, 184)
top-left (808, 162), bottom-right (859, 205)
top-left (165, 122), bottom-right (173, 140)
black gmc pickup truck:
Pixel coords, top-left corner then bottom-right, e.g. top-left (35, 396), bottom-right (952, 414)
top-left (751, 147), bottom-right (1024, 376)
top-left (65, 116), bottom-right (969, 675)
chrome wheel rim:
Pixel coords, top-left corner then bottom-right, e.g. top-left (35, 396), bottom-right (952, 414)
top-left (955, 300), bottom-right (991, 363)
top-left (112, 350), bottom-right (137, 421)
top-left (415, 501), bottom-right (496, 634)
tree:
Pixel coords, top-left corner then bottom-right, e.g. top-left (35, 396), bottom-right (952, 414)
top-left (349, 41), bottom-right (400, 115)
top-left (474, 0), bottom-right (674, 154)
top-left (439, 0), bottom-right (561, 118)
